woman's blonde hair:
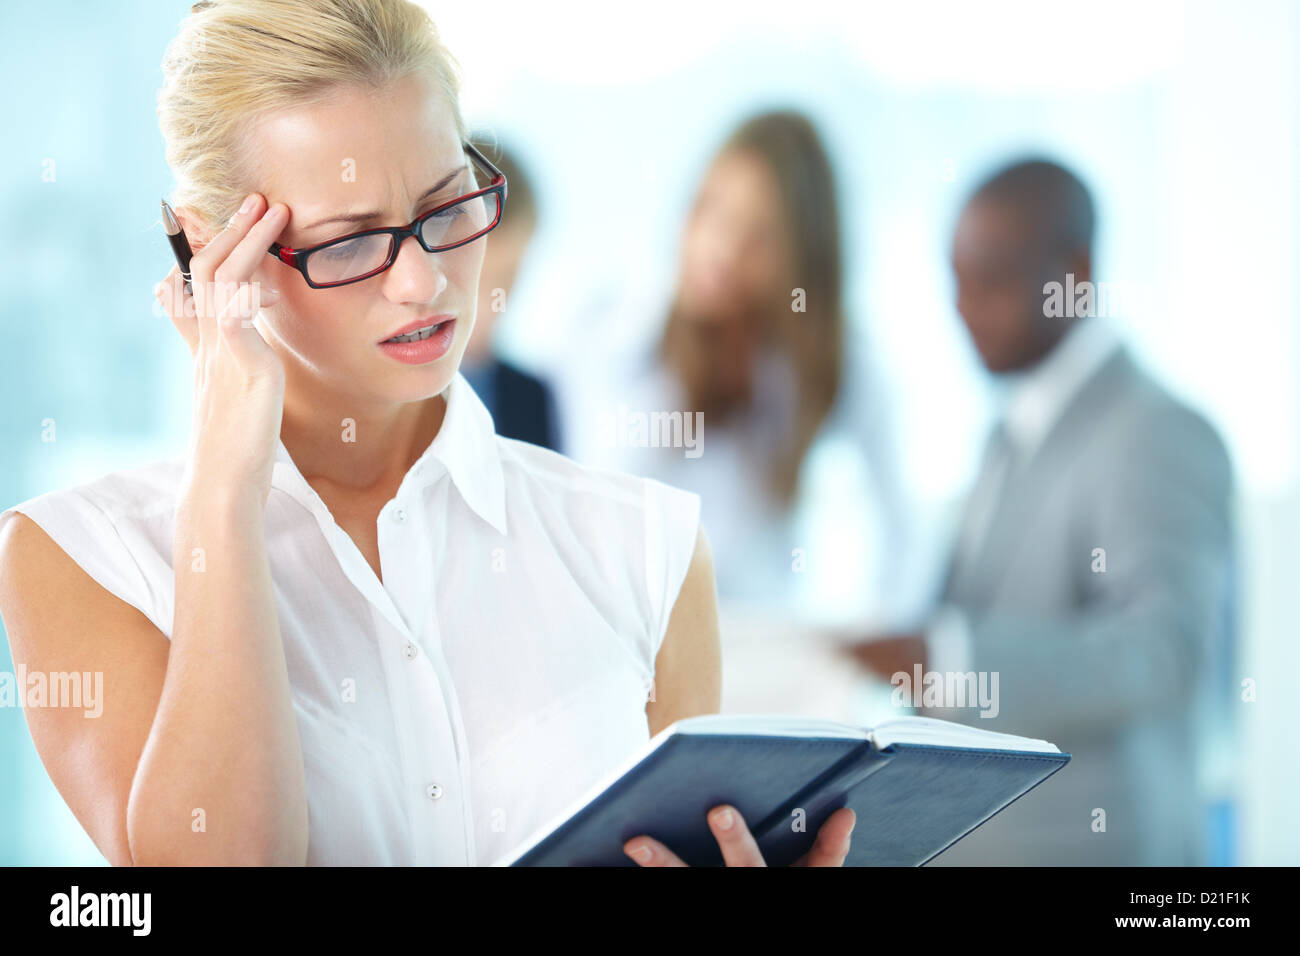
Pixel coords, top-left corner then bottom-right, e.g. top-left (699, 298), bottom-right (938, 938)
top-left (158, 0), bottom-right (467, 232)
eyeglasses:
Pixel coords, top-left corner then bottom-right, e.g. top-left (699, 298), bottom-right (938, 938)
top-left (267, 140), bottom-right (507, 289)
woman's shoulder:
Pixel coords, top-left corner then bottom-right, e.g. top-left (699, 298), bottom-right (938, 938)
top-left (491, 435), bottom-right (703, 668)
top-left (3, 451), bottom-right (186, 524)
top-left (0, 453), bottom-right (186, 636)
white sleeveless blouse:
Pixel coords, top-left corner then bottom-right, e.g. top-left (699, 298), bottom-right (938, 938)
top-left (0, 370), bottom-right (701, 865)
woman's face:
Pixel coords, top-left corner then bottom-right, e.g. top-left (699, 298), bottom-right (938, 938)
top-left (677, 148), bottom-right (793, 327)
top-left (240, 73), bottom-right (482, 405)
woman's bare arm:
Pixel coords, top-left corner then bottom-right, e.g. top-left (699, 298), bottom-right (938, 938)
top-left (125, 484), bottom-right (308, 865)
top-left (0, 514), bottom-right (169, 867)
top-left (646, 525), bottom-right (722, 737)
top-left (0, 487), bottom-right (309, 866)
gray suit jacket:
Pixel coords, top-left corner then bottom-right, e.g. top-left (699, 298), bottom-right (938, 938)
top-left (923, 345), bottom-right (1235, 866)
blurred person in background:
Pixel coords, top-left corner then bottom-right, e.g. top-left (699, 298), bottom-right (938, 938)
top-left (560, 109), bottom-right (909, 614)
top-left (464, 138), bottom-right (561, 451)
top-left (842, 158), bottom-right (1236, 865)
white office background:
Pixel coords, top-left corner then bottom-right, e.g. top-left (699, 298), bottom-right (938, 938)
top-left (0, 0), bottom-right (1295, 864)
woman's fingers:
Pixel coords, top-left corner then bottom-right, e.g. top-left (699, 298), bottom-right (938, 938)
top-left (188, 196), bottom-right (256, 352)
top-left (189, 192), bottom-right (267, 284)
top-left (212, 200), bottom-right (289, 289)
top-left (623, 804), bottom-right (852, 867)
top-left (622, 836), bottom-right (688, 867)
top-left (185, 195), bottom-right (289, 363)
top-left (212, 281), bottom-right (282, 376)
top-left (706, 804), bottom-right (767, 867)
top-left (624, 807), bottom-right (766, 866)
top-left (792, 807), bottom-right (856, 867)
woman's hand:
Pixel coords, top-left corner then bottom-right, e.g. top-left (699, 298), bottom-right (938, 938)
top-left (155, 193), bottom-right (290, 507)
top-left (623, 805), bottom-right (856, 867)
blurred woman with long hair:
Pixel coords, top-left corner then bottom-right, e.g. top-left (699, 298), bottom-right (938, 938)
top-left (659, 110), bottom-right (845, 514)
top-left (564, 109), bottom-right (904, 613)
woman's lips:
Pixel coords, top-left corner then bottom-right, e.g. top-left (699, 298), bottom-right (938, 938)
top-left (377, 318), bottom-right (456, 365)
top-left (379, 313), bottom-right (456, 342)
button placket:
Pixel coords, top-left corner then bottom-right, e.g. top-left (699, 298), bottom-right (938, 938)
top-left (379, 621), bottom-right (467, 863)
top-left (375, 491), bottom-right (472, 863)
top-left (378, 488), bottom-right (428, 638)
top-left (418, 599), bottom-right (479, 864)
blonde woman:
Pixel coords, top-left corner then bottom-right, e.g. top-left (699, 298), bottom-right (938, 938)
top-left (0, 0), bottom-right (854, 866)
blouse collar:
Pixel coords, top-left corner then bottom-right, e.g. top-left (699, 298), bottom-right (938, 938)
top-left (271, 369), bottom-right (509, 536)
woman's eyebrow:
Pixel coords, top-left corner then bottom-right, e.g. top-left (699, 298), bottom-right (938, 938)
top-left (298, 165), bottom-right (466, 232)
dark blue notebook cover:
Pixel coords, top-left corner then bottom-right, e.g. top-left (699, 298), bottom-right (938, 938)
top-left (501, 721), bottom-right (1070, 866)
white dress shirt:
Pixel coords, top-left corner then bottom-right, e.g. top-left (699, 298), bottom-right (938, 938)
top-left (0, 370), bottom-right (701, 865)
top-left (927, 316), bottom-right (1123, 673)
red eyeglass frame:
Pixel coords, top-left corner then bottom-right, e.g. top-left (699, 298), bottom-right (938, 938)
top-left (266, 140), bottom-right (508, 289)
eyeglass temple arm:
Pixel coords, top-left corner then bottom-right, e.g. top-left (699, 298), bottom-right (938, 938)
top-left (464, 140), bottom-right (508, 206)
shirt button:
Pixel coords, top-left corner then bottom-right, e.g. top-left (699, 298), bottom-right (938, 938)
top-left (403, 641), bottom-right (419, 661)
top-left (392, 507), bottom-right (406, 523)
top-left (426, 783), bottom-right (444, 801)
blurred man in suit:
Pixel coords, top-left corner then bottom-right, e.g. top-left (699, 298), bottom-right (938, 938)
top-left (465, 139), bottom-right (561, 452)
top-left (846, 158), bottom-right (1235, 865)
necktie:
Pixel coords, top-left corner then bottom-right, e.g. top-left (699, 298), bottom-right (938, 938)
top-left (947, 422), bottom-right (1017, 594)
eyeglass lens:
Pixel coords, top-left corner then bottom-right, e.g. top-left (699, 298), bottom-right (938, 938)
top-left (304, 191), bottom-right (501, 285)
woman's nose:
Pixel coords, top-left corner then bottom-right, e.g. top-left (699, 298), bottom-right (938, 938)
top-left (383, 233), bottom-right (449, 301)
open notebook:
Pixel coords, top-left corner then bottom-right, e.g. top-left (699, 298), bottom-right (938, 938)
top-left (495, 714), bottom-right (1069, 866)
